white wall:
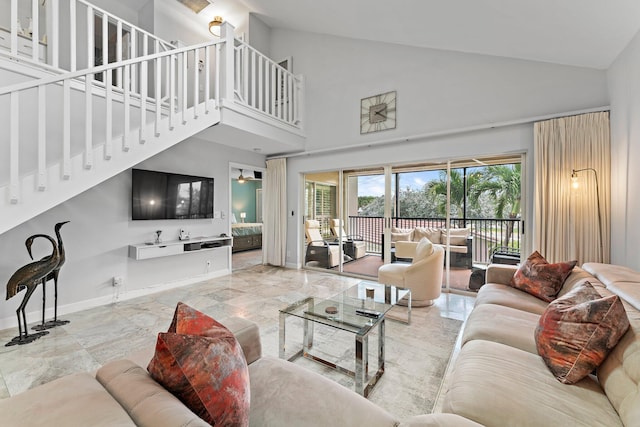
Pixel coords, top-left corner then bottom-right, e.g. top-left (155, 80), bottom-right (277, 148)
top-left (248, 13), bottom-right (271, 57)
top-left (0, 137), bottom-right (265, 329)
top-left (607, 28), bottom-right (640, 270)
top-left (269, 29), bottom-right (610, 267)
top-left (270, 29), bottom-right (608, 153)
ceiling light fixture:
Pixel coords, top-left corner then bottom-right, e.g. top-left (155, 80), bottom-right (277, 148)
top-left (208, 16), bottom-right (223, 37)
top-left (238, 169), bottom-right (246, 184)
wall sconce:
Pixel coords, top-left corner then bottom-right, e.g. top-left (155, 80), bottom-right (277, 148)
top-left (208, 16), bottom-right (223, 37)
top-left (571, 168), bottom-right (603, 261)
top-left (240, 212), bottom-right (246, 223)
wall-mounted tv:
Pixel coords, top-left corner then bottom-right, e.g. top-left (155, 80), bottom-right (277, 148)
top-left (131, 169), bottom-right (214, 220)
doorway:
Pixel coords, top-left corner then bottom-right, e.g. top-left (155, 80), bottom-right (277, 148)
top-left (230, 165), bottom-right (264, 270)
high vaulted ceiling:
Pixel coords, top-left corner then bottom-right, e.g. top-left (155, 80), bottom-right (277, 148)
top-left (238, 0), bottom-right (640, 69)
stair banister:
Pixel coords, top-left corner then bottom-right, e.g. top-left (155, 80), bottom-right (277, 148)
top-left (3, 38), bottom-right (224, 205)
top-left (5, 0), bottom-right (175, 74)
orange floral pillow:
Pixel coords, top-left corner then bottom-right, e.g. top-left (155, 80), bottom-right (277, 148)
top-left (510, 251), bottom-right (577, 302)
top-left (535, 282), bottom-right (630, 384)
top-left (148, 303), bottom-right (250, 426)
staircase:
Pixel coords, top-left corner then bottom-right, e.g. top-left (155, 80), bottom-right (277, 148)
top-left (0, 0), bottom-right (304, 236)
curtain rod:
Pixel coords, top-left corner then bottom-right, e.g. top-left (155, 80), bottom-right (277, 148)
top-left (268, 105), bottom-right (610, 160)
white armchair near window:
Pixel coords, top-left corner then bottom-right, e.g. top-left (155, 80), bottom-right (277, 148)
top-left (377, 238), bottom-right (444, 307)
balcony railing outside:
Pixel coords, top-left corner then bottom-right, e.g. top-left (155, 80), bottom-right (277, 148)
top-left (348, 216), bottom-right (521, 266)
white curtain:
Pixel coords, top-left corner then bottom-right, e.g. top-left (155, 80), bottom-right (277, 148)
top-left (263, 158), bottom-right (287, 266)
top-left (533, 112), bottom-right (610, 264)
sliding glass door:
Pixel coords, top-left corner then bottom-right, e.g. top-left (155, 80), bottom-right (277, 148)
top-left (302, 154), bottom-right (524, 292)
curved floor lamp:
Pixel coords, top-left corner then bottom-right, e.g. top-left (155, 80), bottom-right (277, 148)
top-left (571, 168), bottom-right (603, 261)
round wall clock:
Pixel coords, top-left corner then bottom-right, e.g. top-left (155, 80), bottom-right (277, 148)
top-left (360, 90), bottom-right (397, 134)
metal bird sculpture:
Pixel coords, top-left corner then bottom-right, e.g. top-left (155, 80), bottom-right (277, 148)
top-left (5, 234), bottom-right (59, 346)
top-left (27, 221), bottom-right (70, 330)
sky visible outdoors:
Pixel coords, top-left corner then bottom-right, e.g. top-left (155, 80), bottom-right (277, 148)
top-left (357, 170), bottom-right (442, 197)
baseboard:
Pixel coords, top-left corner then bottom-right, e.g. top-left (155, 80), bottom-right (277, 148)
top-left (0, 268), bottom-right (231, 332)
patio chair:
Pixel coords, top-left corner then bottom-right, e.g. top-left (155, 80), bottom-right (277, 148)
top-left (305, 220), bottom-right (340, 268)
top-left (377, 238), bottom-right (444, 307)
top-left (330, 219), bottom-right (366, 259)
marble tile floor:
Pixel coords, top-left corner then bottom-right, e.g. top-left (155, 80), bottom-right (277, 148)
top-left (0, 263), bottom-right (475, 420)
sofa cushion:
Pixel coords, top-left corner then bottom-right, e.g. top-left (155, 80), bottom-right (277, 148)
top-left (597, 299), bottom-right (640, 427)
top-left (0, 372), bottom-right (136, 426)
top-left (441, 227), bottom-right (469, 246)
top-left (97, 359), bottom-right (209, 427)
top-left (248, 356), bottom-right (399, 427)
top-left (413, 227), bottom-right (441, 243)
top-left (510, 251), bottom-right (577, 302)
top-left (414, 237), bottom-right (433, 261)
top-left (474, 283), bottom-right (549, 315)
top-left (391, 231), bottom-right (413, 242)
top-left (147, 303), bottom-right (250, 426)
top-left (535, 281), bottom-right (630, 384)
top-left (462, 303), bottom-right (539, 353)
top-left (442, 340), bottom-right (623, 427)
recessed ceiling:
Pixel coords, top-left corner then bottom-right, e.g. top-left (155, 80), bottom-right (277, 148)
top-left (239, 0), bottom-right (640, 69)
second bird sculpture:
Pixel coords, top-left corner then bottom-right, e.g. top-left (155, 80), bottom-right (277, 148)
top-left (27, 221), bottom-right (70, 330)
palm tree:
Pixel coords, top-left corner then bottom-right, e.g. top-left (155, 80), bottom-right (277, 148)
top-left (427, 169), bottom-right (482, 220)
top-left (427, 169), bottom-right (464, 218)
top-left (468, 164), bottom-right (521, 246)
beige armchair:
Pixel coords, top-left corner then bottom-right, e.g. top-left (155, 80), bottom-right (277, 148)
top-left (305, 220), bottom-right (340, 268)
top-left (377, 238), bottom-right (444, 307)
top-left (330, 219), bottom-right (366, 259)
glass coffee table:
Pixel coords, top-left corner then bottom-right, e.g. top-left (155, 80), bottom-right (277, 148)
top-left (279, 281), bottom-right (411, 397)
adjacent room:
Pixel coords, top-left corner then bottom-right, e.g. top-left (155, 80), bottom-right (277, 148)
top-left (0, 1), bottom-right (639, 426)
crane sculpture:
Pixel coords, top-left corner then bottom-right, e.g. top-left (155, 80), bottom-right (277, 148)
top-left (27, 221), bottom-right (70, 330)
top-left (5, 233), bottom-right (60, 346)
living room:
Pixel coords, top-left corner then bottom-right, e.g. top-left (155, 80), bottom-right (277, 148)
top-left (1, 0), bottom-right (640, 425)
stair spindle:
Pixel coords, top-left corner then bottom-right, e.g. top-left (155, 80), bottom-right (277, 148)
top-left (37, 86), bottom-right (47, 190)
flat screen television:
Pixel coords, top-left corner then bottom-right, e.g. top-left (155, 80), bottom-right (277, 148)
top-left (131, 169), bottom-right (214, 220)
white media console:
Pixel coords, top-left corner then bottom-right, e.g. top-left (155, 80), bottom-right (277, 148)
top-left (128, 235), bottom-right (233, 260)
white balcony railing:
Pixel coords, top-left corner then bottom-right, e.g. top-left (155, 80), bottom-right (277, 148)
top-left (3, 0), bottom-right (174, 77)
top-left (234, 40), bottom-right (303, 128)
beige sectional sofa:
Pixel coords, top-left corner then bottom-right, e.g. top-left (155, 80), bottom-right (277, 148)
top-left (442, 262), bottom-right (640, 427)
top-left (0, 314), bottom-right (480, 426)
top-left (388, 226), bottom-right (473, 267)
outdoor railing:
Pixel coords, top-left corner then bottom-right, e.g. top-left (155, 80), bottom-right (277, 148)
top-left (348, 216), bottom-right (522, 266)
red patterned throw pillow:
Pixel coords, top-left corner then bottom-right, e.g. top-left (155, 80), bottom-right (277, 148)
top-left (534, 281), bottom-right (630, 384)
top-left (510, 251), bottom-right (577, 302)
top-left (147, 303), bottom-right (250, 426)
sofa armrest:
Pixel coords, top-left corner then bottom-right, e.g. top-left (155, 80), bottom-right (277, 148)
top-left (97, 359), bottom-right (209, 427)
top-left (485, 263), bottom-right (518, 285)
top-left (221, 316), bottom-right (262, 365)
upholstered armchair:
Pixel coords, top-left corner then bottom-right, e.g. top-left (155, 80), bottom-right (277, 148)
top-left (305, 220), bottom-right (340, 268)
top-left (330, 219), bottom-right (366, 260)
top-left (377, 238), bottom-right (444, 307)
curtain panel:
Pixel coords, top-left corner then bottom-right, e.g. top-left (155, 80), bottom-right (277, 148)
top-left (533, 111), bottom-right (610, 264)
top-left (264, 158), bottom-right (287, 266)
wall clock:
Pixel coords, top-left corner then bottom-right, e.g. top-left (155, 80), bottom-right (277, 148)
top-left (360, 91), bottom-right (396, 134)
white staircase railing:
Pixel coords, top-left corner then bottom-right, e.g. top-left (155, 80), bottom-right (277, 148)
top-left (234, 40), bottom-right (303, 128)
top-left (3, 0), bottom-right (174, 76)
top-left (0, 0), bottom-right (306, 234)
top-left (0, 39), bottom-right (224, 224)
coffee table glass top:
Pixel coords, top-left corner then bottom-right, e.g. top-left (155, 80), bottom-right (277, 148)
top-left (280, 281), bottom-right (409, 333)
